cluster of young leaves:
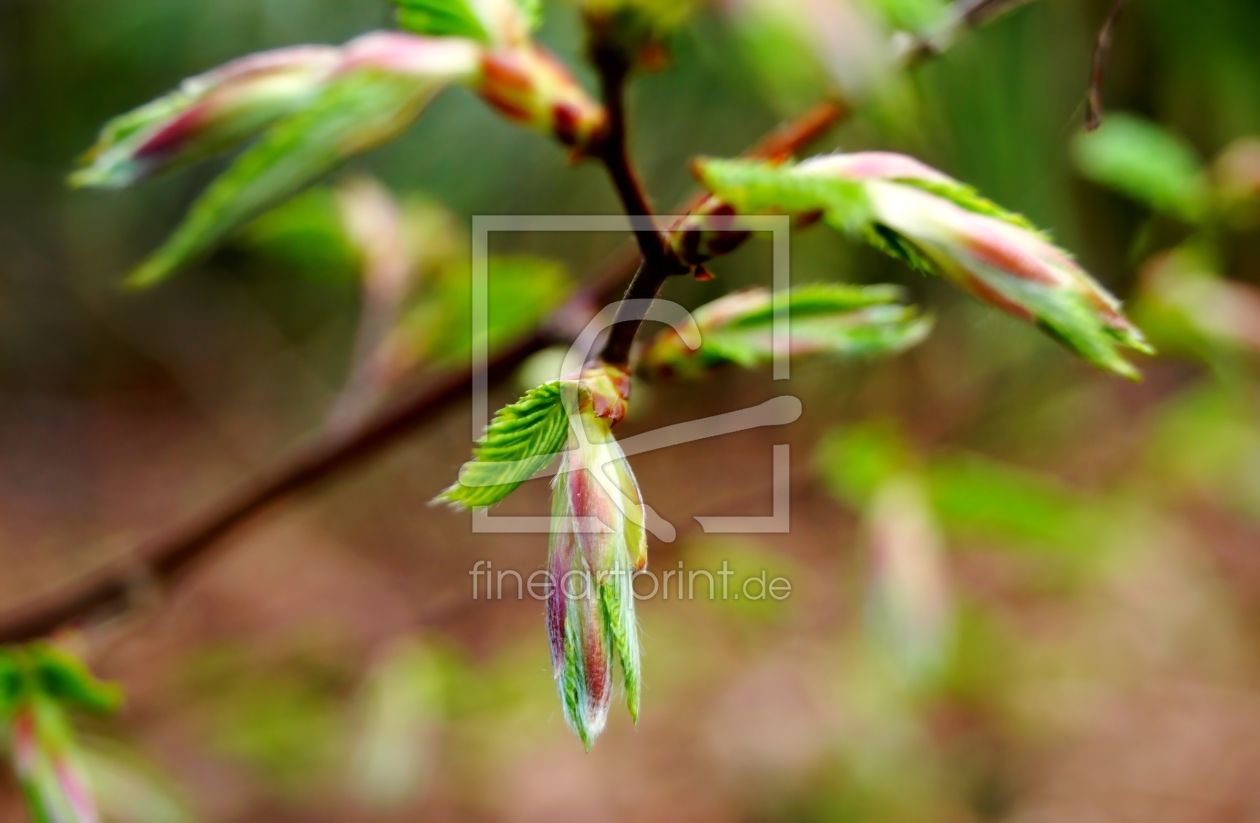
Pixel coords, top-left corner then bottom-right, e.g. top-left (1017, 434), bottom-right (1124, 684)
top-left (72, 0), bottom-right (605, 290)
top-left (133, 70), bottom-right (452, 288)
top-left (691, 153), bottom-right (1152, 378)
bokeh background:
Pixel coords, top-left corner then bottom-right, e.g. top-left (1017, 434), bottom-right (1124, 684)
top-left (3, 0), bottom-right (1260, 820)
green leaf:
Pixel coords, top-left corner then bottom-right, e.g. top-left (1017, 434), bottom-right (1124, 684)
top-left (694, 157), bottom-right (874, 233)
top-left (968, 262), bottom-right (1144, 380)
top-left (29, 645), bottom-right (122, 715)
top-left (727, 282), bottom-right (909, 323)
top-left (395, 0), bottom-right (540, 43)
top-left (405, 255), bottom-right (572, 365)
top-left (128, 69), bottom-right (448, 288)
top-left (436, 380), bottom-right (574, 509)
top-left (814, 421), bottom-right (916, 509)
top-left (1072, 113), bottom-right (1209, 221)
top-left (235, 187), bottom-right (361, 282)
top-left (927, 455), bottom-right (1100, 555)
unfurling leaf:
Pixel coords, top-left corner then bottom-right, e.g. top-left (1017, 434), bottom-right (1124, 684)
top-left (723, 0), bottom-right (898, 117)
top-left (435, 381), bottom-right (573, 509)
top-left (640, 283), bottom-right (931, 377)
top-left (547, 371), bottom-right (644, 749)
top-left (1072, 113), bottom-right (1209, 222)
top-left (1, 645), bottom-right (122, 823)
top-left (436, 362), bottom-right (644, 749)
top-left (692, 152), bottom-right (1152, 379)
top-left (27, 646), bottom-right (123, 716)
top-left (127, 36), bottom-right (482, 287)
top-left (70, 46), bottom-right (342, 189)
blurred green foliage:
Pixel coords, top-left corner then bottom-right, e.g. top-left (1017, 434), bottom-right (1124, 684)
top-left (1072, 113), bottom-right (1209, 222)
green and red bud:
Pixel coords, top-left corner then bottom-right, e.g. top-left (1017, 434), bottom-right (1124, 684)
top-left (71, 46), bottom-right (342, 188)
top-left (476, 44), bottom-right (608, 151)
top-left (547, 364), bottom-right (644, 747)
top-left (74, 29), bottom-right (604, 193)
top-left (855, 170), bottom-right (1150, 376)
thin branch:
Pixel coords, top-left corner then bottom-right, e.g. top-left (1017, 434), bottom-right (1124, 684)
top-left (586, 23), bottom-right (690, 368)
top-left (1085, 0), bottom-right (1129, 131)
top-left (0, 103), bottom-right (842, 646)
top-left (588, 52), bottom-right (669, 268)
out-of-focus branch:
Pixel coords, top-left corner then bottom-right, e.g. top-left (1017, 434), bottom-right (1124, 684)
top-left (0, 102), bottom-right (843, 646)
top-left (1085, 0), bottom-right (1129, 131)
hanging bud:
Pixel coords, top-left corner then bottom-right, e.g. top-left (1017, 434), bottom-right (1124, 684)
top-left (477, 45), bottom-right (608, 151)
top-left (864, 475), bottom-right (952, 689)
top-left (547, 364), bottom-right (644, 747)
top-left (71, 46), bottom-right (342, 189)
top-left (694, 152), bottom-right (1153, 378)
top-left (9, 696), bottom-right (101, 823)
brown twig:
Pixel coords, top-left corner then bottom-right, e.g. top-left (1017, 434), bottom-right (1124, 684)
top-left (586, 23), bottom-right (691, 369)
top-left (1085, 0), bottom-right (1129, 131)
top-left (0, 104), bottom-right (843, 646)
